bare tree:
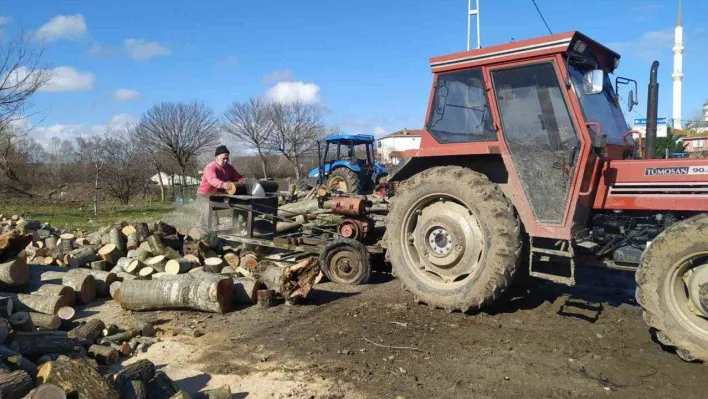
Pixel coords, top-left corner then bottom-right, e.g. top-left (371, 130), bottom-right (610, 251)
top-left (267, 101), bottom-right (324, 179)
top-left (102, 134), bottom-right (152, 205)
top-left (135, 100), bottom-right (220, 196)
top-left (222, 97), bottom-right (272, 179)
top-left (0, 30), bottom-right (52, 134)
top-left (75, 135), bottom-right (109, 215)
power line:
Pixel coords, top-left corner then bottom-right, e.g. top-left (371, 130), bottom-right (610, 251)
top-left (531, 0), bottom-right (553, 35)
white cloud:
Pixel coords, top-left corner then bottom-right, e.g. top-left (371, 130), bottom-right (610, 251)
top-left (373, 127), bottom-right (387, 137)
top-left (36, 14), bottom-right (87, 42)
top-left (31, 113), bottom-right (136, 146)
top-left (265, 81), bottom-right (321, 104)
top-left (607, 28), bottom-right (676, 61)
top-left (113, 88), bottom-right (140, 101)
top-left (41, 67), bottom-right (95, 92)
top-left (124, 38), bottom-right (171, 60)
top-left (263, 69), bottom-right (294, 83)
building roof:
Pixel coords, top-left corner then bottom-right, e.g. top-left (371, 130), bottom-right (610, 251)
top-left (682, 134), bottom-right (708, 140)
top-left (380, 128), bottom-right (424, 139)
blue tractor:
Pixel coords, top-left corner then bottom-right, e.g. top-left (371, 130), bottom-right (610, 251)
top-left (308, 134), bottom-right (388, 194)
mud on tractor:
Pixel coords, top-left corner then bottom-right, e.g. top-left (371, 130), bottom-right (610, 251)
top-left (384, 31), bottom-right (708, 362)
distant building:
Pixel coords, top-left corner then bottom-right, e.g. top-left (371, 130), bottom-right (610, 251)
top-left (377, 128), bottom-right (423, 165)
top-left (150, 172), bottom-right (199, 186)
top-left (681, 133), bottom-right (708, 153)
top-left (686, 99), bottom-right (708, 134)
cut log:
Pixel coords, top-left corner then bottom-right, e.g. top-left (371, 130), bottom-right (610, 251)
top-left (44, 236), bottom-right (58, 249)
top-left (0, 296), bottom-right (11, 318)
top-left (121, 225), bottom-right (137, 237)
top-left (0, 346), bottom-right (37, 378)
top-left (44, 256), bottom-right (56, 266)
top-left (155, 221), bottom-right (177, 237)
top-left (126, 234), bottom-right (139, 251)
top-left (146, 371), bottom-right (179, 399)
top-left (67, 247), bottom-right (97, 268)
top-left (203, 257), bottom-right (223, 273)
top-left (109, 281), bottom-right (121, 299)
top-left (16, 219), bottom-right (40, 232)
top-left (103, 324), bottom-right (119, 337)
top-left (147, 235), bottom-right (167, 256)
top-left (109, 227), bottom-right (125, 253)
top-left (165, 259), bottom-right (191, 275)
top-left (223, 252), bottom-right (240, 270)
top-left (161, 235), bottom-right (181, 251)
top-left (0, 318), bottom-right (8, 343)
top-left (220, 266), bottom-right (235, 274)
top-left (257, 290), bottom-right (277, 308)
top-left (86, 231), bottom-right (103, 246)
top-left (116, 257), bottom-right (132, 272)
top-left (74, 238), bottom-right (89, 247)
top-left (130, 247), bottom-right (150, 262)
top-left (138, 267), bottom-right (154, 279)
top-left (90, 260), bottom-right (109, 271)
top-left (0, 254), bottom-right (29, 289)
top-left (138, 241), bottom-right (152, 254)
top-left (110, 359), bottom-right (155, 387)
top-left (99, 329), bottom-right (140, 345)
top-left (233, 277), bottom-right (260, 305)
top-left (68, 319), bottom-right (105, 342)
top-left (14, 331), bottom-right (80, 356)
top-left (239, 252), bottom-right (258, 269)
top-left (9, 312), bottom-right (34, 332)
top-left (169, 391), bottom-right (191, 399)
top-left (98, 244), bottom-right (122, 266)
top-left (117, 278), bottom-right (234, 313)
top-left (206, 385), bottom-right (231, 399)
top-left (61, 273), bottom-right (96, 304)
top-left (183, 254), bottom-right (201, 266)
top-left (67, 269), bottom-right (116, 298)
top-left (58, 233), bottom-right (75, 253)
top-left (37, 356), bottom-right (120, 399)
top-left (33, 256), bottom-right (46, 265)
top-left (28, 312), bottom-right (61, 330)
top-left (4, 293), bottom-right (70, 315)
top-left (253, 257), bottom-right (320, 302)
top-left (32, 285), bottom-right (75, 307)
top-left (20, 383), bottom-right (66, 399)
top-left (0, 370), bottom-right (33, 399)
top-left (146, 256), bottom-right (166, 273)
top-left (125, 259), bottom-right (146, 275)
top-left (120, 380), bottom-right (147, 399)
top-left (0, 231), bottom-right (32, 262)
top-left (88, 344), bottom-right (118, 365)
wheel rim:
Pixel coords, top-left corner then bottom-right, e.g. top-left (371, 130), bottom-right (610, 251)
top-left (328, 176), bottom-right (348, 192)
top-left (327, 248), bottom-right (363, 284)
top-left (664, 251), bottom-right (708, 340)
top-left (399, 193), bottom-right (486, 289)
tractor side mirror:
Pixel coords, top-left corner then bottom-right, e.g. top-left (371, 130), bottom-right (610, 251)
top-left (583, 69), bottom-right (604, 94)
top-left (627, 89), bottom-right (638, 112)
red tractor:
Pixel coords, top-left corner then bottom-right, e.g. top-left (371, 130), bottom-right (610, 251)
top-left (384, 31), bottom-right (708, 362)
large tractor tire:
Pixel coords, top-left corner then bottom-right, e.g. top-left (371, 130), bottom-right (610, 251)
top-left (636, 214), bottom-right (708, 362)
top-left (327, 167), bottom-right (361, 194)
top-left (385, 166), bottom-right (522, 313)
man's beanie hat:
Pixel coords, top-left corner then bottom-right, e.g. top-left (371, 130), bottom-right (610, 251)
top-left (215, 145), bottom-right (229, 156)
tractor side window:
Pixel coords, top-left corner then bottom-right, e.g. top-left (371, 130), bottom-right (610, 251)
top-left (426, 68), bottom-right (497, 143)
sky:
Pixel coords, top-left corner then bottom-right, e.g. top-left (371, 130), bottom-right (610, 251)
top-left (1, 0), bottom-right (706, 147)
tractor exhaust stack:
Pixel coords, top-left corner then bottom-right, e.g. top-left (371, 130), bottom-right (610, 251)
top-left (645, 61), bottom-right (660, 159)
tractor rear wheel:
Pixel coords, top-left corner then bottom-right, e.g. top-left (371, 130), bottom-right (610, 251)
top-left (328, 167), bottom-right (361, 194)
top-left (636, 214), bottom-right (708, 362)
top-left (385, 166), bottom-right (522, 312)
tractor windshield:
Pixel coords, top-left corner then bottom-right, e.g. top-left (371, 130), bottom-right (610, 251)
top-left (568, 64), bottom-right (629, 145)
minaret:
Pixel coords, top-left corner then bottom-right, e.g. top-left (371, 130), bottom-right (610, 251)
top-left (672, 0), bottom-right (684, 130)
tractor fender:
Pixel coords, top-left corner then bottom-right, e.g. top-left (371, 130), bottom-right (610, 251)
top-left (331, 160), bottom-right (361, 173)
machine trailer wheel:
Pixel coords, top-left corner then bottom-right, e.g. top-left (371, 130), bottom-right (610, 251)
top-left (328, 167), bottom-right (361, 194)
top-left (385, 166), bottom-right (522, 312)
top-left (320, 238), bottom-right (371, 285)
top-left (636, 214), bottom-right (708, 362)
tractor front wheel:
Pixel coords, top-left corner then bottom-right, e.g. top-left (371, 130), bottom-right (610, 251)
top-left (327, 167), bottom-right (361, 194)
top-left (385, 166), bottom-right (522, 313)
top-left (636, 214), bottom-right (708, 362)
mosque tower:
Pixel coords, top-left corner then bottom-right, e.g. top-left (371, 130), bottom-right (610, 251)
top-left (672, 0), bottom-right (684, 129)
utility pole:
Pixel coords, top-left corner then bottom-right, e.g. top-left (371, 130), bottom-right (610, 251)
top-left (467, 0), bottom-right (481, 50)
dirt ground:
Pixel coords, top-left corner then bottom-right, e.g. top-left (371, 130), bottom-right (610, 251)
top-left (81, 263), bottom-right (708, 399)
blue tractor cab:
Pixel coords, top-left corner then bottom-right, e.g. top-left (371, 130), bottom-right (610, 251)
top-left (308, 134), bottom-right (388, 194)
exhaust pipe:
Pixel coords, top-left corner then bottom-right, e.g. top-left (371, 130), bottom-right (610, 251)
top-left (645, 61), bottom-right (659, 159)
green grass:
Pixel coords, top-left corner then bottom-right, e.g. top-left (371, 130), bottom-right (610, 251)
top-left (0, 202), bottom-right (175, 232)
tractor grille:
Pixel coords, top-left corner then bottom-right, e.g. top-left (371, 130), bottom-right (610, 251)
top-left (608, 182), bottom-right (708, 196)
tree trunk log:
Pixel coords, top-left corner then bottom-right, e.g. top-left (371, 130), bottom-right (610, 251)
top-left (20, 383), bottom-right (66, 399)
top-left (44, 236), bottom-right (58, 249)
top-left (115, 257), bottom-right (131, 272)
top-left (126, 234), bottom-right (139, 251)
top-left (98, 244), bottom-right (123, 266)
top-left (110, 359), bottom-right (155, 388)
top-left (0, 346), bottom-right (37, 379)
top-left (223, 253), bottom-right (240, 270)
top-left (120, 380), bottom-right (146, 399)
top-left (37, 356), bottom-right (119, 399)
top-left (121, 225), bottom-right (136, 237)
top-left (99, 329), bottom-right (139, 345)
top-left (0, 296), bottom-right (11, 318)
top-left (146, 371), bottom-right (179, 399)
top-left (14, 332), bottom-right (80, 356)
top-left (134, 223), bottom-right (150, 243)
top-left (0, 370), bottom-right (33, 399)
top-left (169, 391), bottom-right (191, 399)
top-left (125, 259), bottom-right (146, 275)
top-left (86, 232), bottom-right (102, 246)
top-left (0, 231), bottom-right (33, 262)
top-left (161, 235), bottom-right (181, 251)
top-left (9, 312), bottom-right (34, 332)
top-left (138, 267), bottom-right (154, 279)
top-left (67, 269), bottom-right (116, 298)
top-left (33, 285), bottom-right (75, 306)
top-left (138, 241), bottom-right (152, 254)
top-left (0, 318), bottom-right (9, 343)
top-left (183, 254), bottom-right (201, 267)
top-left (240, 252), bottom-right (258, 269)
top-left (2, 293), bottom-right (70, 315)
top-left (130, 248), bottom-right (150, 262)
top-left (165, 259), bottom-right (191, 275)
top-left (67, 247), bottom-right (97, 268)
top-left (109, 282), bottom-right (121, 299)
top-left (87, 345), bottom-right (118, 365)
top-left (155, 221), bottom-right (176, 237)
top-left (145, 256), bottom-right (166, 273)
top-left (0, 255), bottom-right (29, 289)
top-left (147, 235), bottom-right (167, 256)
top-left (68, 319), bottom-right (105, 342)
top-left (58, 234), bottom-right (75, 253)
top-left (206, 386), bottom-right (231, 399)
top-left (118, 278), bottom-right (233, 313)
top-left (109, 227), bottom-right (125, 253)
top-left (253, 257), bottom-right (320, 301)
top-left (90, 260), bottom-right (108, 271)
top-left (220, 266), bottom-right (235, 274)
top-left (28, 312), bottom-right (61, 330)
top-left (61, 274), bottom-right (96, 305)
top-left (233, 277), bottom-right (259, 305)
top-left (203, 257), bottom-right (223, 273)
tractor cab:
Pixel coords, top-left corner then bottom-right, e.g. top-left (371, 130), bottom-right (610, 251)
top-left (308, 134), bottom-right (388, 194)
